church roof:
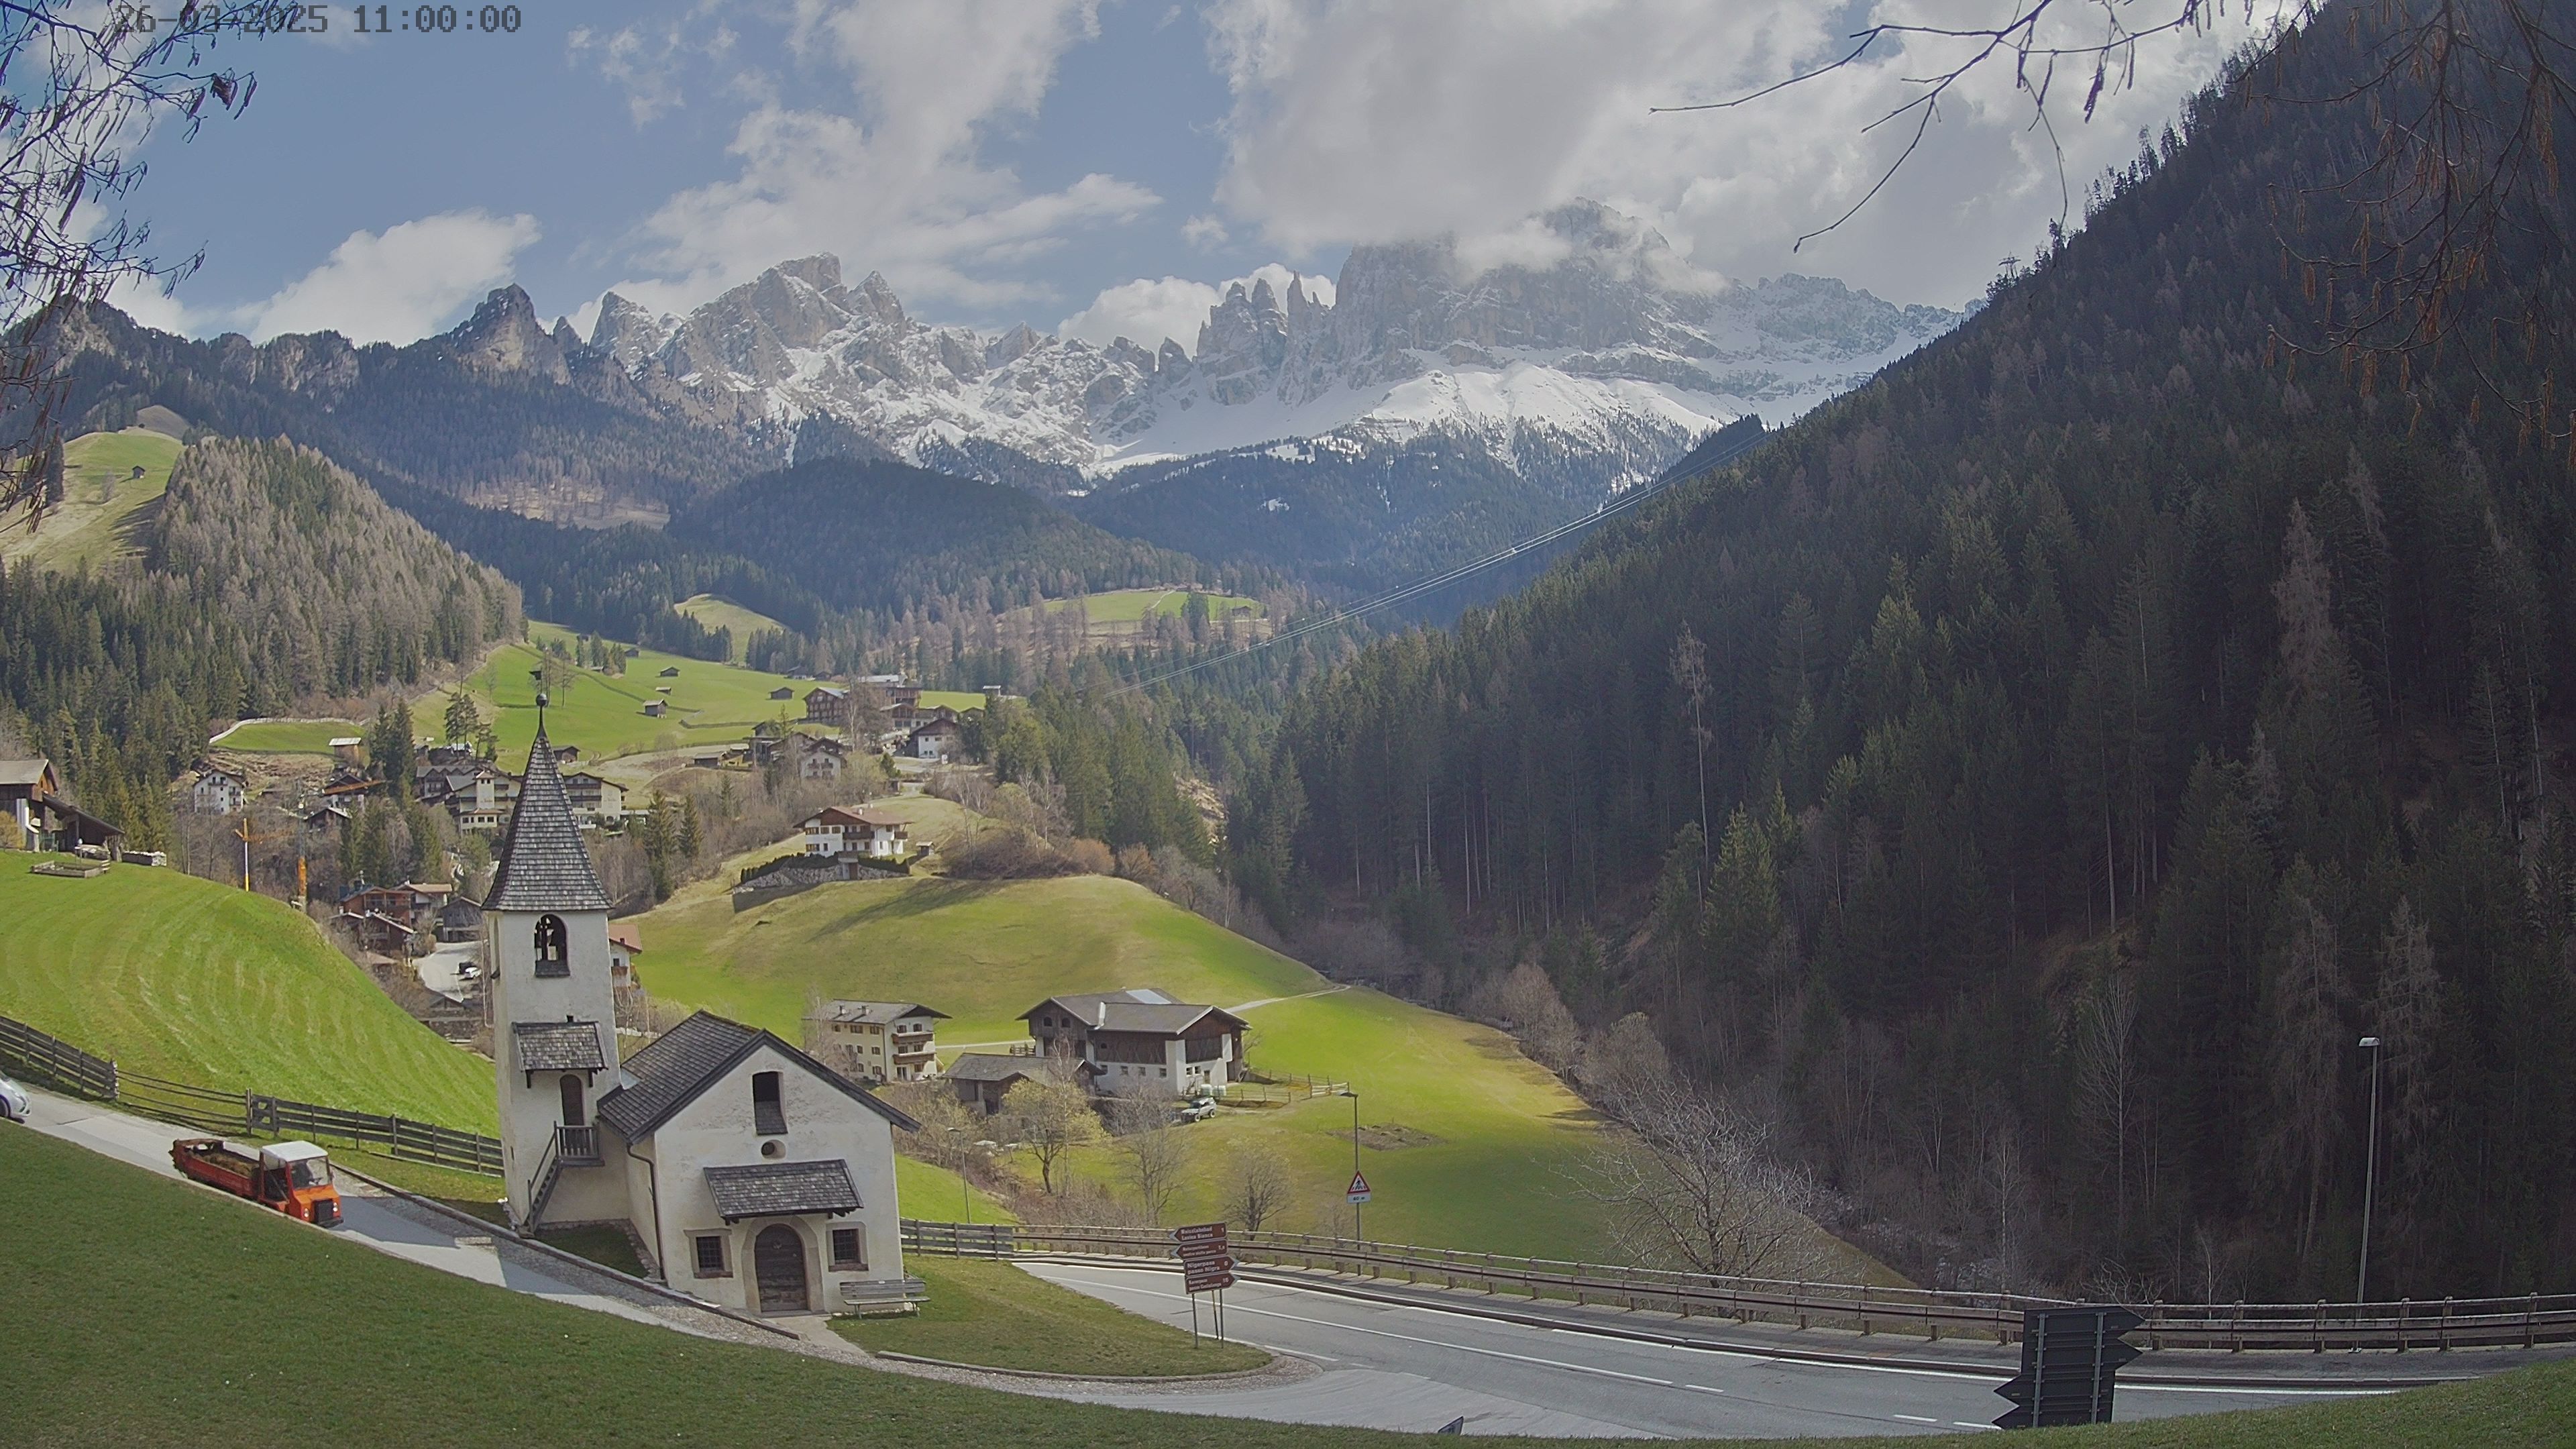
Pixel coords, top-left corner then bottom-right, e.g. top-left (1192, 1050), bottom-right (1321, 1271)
top-left (703, 1160), bottom-right (862, 1221)
top-left (513, 1020), bottom-right (608, 1073)
top-left (594, 1010), bottom-right (917, 1141)
top-left (484, 727), bottom-right (609, 913)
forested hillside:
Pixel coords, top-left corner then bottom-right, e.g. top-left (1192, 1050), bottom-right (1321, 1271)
top-left (1239, 7), bottom-right (2576, 1303)
top-left (667, 457), bottom-right (1233, 615)
top-left (0, 439), bottom-right (519, 845)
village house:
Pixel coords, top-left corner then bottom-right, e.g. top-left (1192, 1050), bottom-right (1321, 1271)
top-left (770, 686), bottom-right (796, 701)
top-left (484, 726), bottom-right (918, 1316)
top-left (335, 879), bottom-right (453, 955)
top-left (659, 665), bottom-right (681, 678)
top-left (945, 1053), bottom-right (1045, 1115)
top-left (802, 806), bottom-right (909, 861)
top-left (561, 769), bottom-right (625, 825)
top-left (190, 765), bottom-right (249, 814)
top-left (803, 685), bottom-right (851, 729)
top-left (2, 757), bottom-right (60, 848)
top-left (329, 737), bottom-right (365, 769)
top-left (301, 802), bottom-right (352, 837)
top-left (906, 714), bottom-right (965, 762)
top-left (641, 700), bottom-right (667, 718)
top-left (446, 762), bottom-right (519, 832)
top-left (607, 920), bottom-right (643, 989)
top-left (1020, 989), bottom-right (1248, 1097)
top-left (806, 1002), bottom-right (947, 1085)
top-left (794, 735), bottom-right (851, 781)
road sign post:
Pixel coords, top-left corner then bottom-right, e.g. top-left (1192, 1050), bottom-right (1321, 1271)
top-left (1175, 1222), bottom-right (1235, 1340)
top-left (1993, 1307), bottom-right (2144, 1428)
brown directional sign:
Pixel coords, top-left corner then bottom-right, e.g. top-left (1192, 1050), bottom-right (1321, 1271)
top-left (1174, 1222), bottom-right (1229, 1246)
top-left (1177, 1241), bottom-right (1230, 1263)
top-left (1184, 1256), bottom-right (1236, 1293)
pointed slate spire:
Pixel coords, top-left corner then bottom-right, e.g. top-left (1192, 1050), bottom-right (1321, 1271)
top-left (484, 720), bottom-right (610, 912)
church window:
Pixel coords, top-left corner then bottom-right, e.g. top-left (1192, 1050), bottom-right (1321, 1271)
top-left (752, 1070), bottom-right (786, 1135)
top-left (534, 915), bottom-right (570, 977)
top-left (692, 1234), bottom-right (728, 1277)
top-left (830, 1228), bottom-right (865, 1270)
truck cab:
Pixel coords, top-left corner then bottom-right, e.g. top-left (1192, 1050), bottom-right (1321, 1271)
top-left (260, 1142), bottom-right (342, 1226)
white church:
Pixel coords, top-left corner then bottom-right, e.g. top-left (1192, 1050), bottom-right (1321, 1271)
top-left (486, 719), bottom-right (919, 1316)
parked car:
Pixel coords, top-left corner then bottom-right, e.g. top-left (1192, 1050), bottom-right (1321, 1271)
top-left (1179, 1098), bottom-right (1218, 1123)
top-left (0, 1073), bottom-right (29, 1124)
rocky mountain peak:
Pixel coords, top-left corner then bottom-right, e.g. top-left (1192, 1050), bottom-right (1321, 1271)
top-left (444, 285), bottom-right (568, 383)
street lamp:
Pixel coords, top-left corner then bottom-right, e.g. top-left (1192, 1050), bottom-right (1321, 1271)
top-left (2357, 1036), bottom-right (2382, 1304)
top-left (945, 1125), bottom-right (971, 1227)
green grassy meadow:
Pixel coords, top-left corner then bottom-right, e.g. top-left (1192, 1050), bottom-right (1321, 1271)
top-left (7, 1126), bottom-right (2575, 1448)
top-left (0, 857), bottom-right (495, 1129)
top-left (835, 1253), bottom-right (1269, 1375)
top-left (674, 594), bottom-right (789, 659)
top-left (207, 717), bottom-right (358, 754)
top-left (1046, 586), bottom-right (1267, 627)
top-left (629, 872), bottom-right (1635, 1259)
top-left (0, 428), bottom-right (184, 574)
top-left (920, 689), bottom-right (992, 713)
top-left (453, 623), bottom-right (810, 767)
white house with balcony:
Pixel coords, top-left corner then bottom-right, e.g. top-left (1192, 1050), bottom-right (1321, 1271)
top-left (801, 806), bottom-right (908, 861)
top-left (806, 1000), bottom-right (947, 1084)
top-left (486, 717), bottom-right (919, 1316)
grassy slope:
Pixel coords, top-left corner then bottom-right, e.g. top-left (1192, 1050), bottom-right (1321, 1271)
top-left (674, 594), bottom-right (788, 659)
top-left (1047, 587), bottom-right (1267, 625)
top-left (207, 718), bottom-right (357, 753)
top-left (453, 623), bottom-right (810, 768)
top-left (631, 873), bottom-right (1627, 1258)
top-left (0, 428), bottom-right (183, 572)
top-left (834, 1254), bottom-right (1268, 1375)
top-left (0, 858), bottom-right (495, 1129)
top-left (7, 1126), bottom-right (2575, 1448)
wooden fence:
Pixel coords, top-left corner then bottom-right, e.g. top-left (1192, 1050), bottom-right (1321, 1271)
top-left (905, 1219), bottom-right (2576, 1352)
top-left (0, 1010), bottom-right (503, 1176)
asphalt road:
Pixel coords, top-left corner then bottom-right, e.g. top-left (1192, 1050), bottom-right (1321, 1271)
top-left (1024, 1260), bottom-right (2405, 1439)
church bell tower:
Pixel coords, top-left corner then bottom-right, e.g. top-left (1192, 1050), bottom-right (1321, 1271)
top-left (483, 703), bottom-right (617, 1227)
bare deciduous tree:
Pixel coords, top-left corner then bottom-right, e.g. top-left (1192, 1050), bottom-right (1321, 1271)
top-left (1574, 1077), bottom-right (1835, 1279)
top-left (1222, 1147), bottom-right (1293, 1234)
top-left (1103, 1093), bottom-right (1191, 1225)
top-left (2072, 971), bottom-right (2141, 1237)
top-left (0, 4), bottom-right (252, 526)
top-left (999, 1075), bottom-right (1100, 1195)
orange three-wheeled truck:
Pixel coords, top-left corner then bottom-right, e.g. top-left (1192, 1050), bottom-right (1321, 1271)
top-left (171, 1137), bottom-right (344, 1226)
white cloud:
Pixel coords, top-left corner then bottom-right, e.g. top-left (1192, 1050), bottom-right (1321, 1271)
top-left (620, 0), bottom-right (1157, 317)
top-left (570, 19), bottom-right (730, 127)
top-left (248, 211), bottom-right (542, 343)
top-left (1058, 262), bottom-right (1333, 353)
top-left (1202, 0), bottom-right (2253, 307)
top-left (1181, 213), bottom-right (1231, 250)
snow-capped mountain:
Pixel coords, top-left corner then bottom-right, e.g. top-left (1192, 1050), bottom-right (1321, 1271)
top-left (580, 201), bottom-right (1960, 495)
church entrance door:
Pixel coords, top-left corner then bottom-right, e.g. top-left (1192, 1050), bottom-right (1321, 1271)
top-left (753, 1224), bottom-right (809, 1313)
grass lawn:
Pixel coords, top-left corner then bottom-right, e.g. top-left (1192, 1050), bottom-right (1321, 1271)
top-left (674, 594), bottom-right (788, 659)
top-left (207, 717), bottom-right (358, 754)
top-left (451, 623), bottom-right (811, 768)
top-left (0, 857), bottom-right (495, 1130)
top-left (0, 428), bottom-right (183, 573)
top-left (920, 688), bottom-right (994, 713)
top-left (896, 1152), bottom-right (1017, 1226)
top-left (9, 1126), bottom-right (2576, 1448)
top-left (834, 1253), bottom-right (1269, 1375)
top-left (628, 872), bottom-right (1644, 1260)
top-left (1046, 587), bottom-right (1266, 626)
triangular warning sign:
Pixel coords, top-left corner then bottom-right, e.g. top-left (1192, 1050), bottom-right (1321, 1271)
top-left (1346, 1171), bottom-right (1372, 1203)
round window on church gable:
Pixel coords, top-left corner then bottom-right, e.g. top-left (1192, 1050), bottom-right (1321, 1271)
top-left (534, 914), bottom-right (570, 977)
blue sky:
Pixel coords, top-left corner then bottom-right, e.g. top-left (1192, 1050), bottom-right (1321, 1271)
top-left (111, 1), bottom-right (2249, 350)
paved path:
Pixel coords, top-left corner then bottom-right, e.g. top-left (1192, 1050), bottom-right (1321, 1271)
top-left (1023, 1260), bottom-right (2418, 1439)
top-left (1226, 983), bottom-right (1354, 1013)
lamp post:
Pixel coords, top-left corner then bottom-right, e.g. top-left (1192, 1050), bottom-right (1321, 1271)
top-left (1350, 1089), bottom-right (1361, 1245)
top-left (2357, 1035), bottom-right (2382, 1304)
top-left (946, 1125), bottom-right (971, 1227)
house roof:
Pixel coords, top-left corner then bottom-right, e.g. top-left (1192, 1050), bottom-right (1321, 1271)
top-left (812, 1000), bottom-right (949, 1026)
top-left (908, 717), bottom-right (964, 737)
top-left (606, 922), bottom-right (643, 953)
top-left (513, 1020), bottom-right (608, 1073)
top-left (593, 1010), bottom-right (916, 1142)
top-left (806, 685), bottom-right (849, 699)
top-left (945, 1053), bottom-right (1040, 1084)
top-left (703, 1160), bottom-right (861, 1222)
top-left (483, 729), bottom-right (610, 913)
top-left (0, 758), bottom-right (56, 788)
top-left (810, 806), bottom-right (906, 830)
top-left (1020, 989), bottom-right (1247, 1038)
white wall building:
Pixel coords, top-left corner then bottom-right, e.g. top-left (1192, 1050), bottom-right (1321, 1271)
top-left (802, 806), bottom-right (909, 861)
top-left (191, 766), bottom-right (248, 814)
top-left (486, 720), bottom-right (918, 1316)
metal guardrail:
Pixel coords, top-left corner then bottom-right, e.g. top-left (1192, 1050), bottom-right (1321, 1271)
top-left (903, 1219), bottom-right (2576, 1352)
top-left (0, 1010), bottom-right (504, 1176)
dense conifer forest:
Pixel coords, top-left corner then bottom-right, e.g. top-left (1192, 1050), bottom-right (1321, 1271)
top-left (0, 439), bottom-right (519, 847)
top-left (1235, 11), bottom-right (2576, 1299)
